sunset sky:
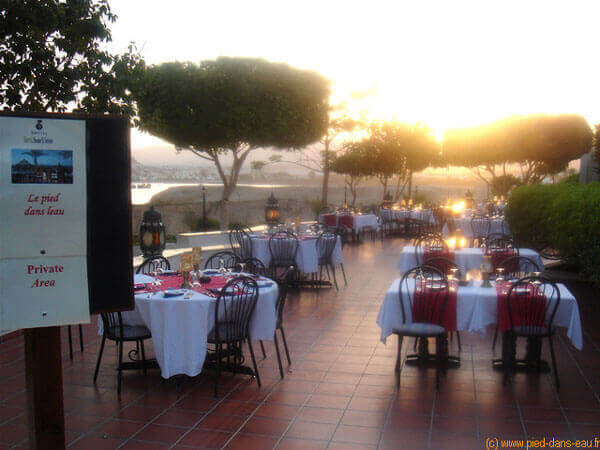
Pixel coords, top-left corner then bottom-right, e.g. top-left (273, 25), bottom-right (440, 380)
top-left (108, 0), bottom-right (600, 167)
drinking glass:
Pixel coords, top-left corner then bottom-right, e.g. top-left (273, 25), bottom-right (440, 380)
top-left (496, 267), bottom-right (505, 282)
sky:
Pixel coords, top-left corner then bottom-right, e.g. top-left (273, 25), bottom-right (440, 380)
top-left (12, 149), bottom-right (73, 167)
top-left (107, 0), bottom-right (600, 168)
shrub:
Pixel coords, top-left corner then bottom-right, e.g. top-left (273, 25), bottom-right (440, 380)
top-left (192, 217), bottom-right (221, 231)
top-left (506, 182), bottom-right (600, 283)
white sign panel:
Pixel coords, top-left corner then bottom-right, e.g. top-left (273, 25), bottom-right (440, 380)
top-left (0, 117), bottom-right (90, 333)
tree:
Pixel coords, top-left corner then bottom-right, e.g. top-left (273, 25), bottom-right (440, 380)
top-left (330, 143), bottom-right (370, 207)
top-left (23, 150), bottom-right (46, 167)
top-left (1, 0), bottom-right (143, 115)
top-left (442, 114), bottom-right (593, 187)
top-left (134, 58), bottom-right (330, 225)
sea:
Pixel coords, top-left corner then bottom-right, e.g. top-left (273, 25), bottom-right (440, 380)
top-left (131, 182), bottom-right (295, 205)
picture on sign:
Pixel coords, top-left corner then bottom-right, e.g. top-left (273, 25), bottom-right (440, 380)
top-left (11, 149), bottom-right (74, 184)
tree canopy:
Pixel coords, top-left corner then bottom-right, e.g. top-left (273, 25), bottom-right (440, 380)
top-left (442, 114), bottom-right (593, 185)
top-left (134, 57), bottom-right (330, 223)
top-left (331, 143), bottom-right (371, 207)
top-left (0, 0), bottom-right (142, 115)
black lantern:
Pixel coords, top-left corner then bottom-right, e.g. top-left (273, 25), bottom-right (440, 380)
top-left (382, 191), bottom-right (393, 209)
top-left (139, 205), bottom-right (166, 257)
top-left (265, 192), bottom-right (280, 226)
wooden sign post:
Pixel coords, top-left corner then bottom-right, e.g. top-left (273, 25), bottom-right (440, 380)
top-left (0, 113), bottom-right (134, 450)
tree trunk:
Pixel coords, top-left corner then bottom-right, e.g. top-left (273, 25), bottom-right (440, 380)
top-left (350, 181), bottom-right (357, 208)
top-left (407, 170), bottom-right (413, 198)
top-left (321, 136), bottom-right (330, 207)
top-left (381, 178), bottom-right (388, 201)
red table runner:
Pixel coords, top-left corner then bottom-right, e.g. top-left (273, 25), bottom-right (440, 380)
top-left (496, 282), bottom-right (547, 332)
top-left (412, 279), bottom-right (457, 331)
top-left (135, 273), bottom-right (241, 297)
top-left (323, 214), bottom-right (337, 227)
top-left (423, 246), bottom-right (455, 274)
top-left (337, 215), bottom-right (354, 229)
top-left (488, 249), bottom-right (518, 272)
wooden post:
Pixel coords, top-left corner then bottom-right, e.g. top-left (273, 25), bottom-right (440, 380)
top-left (24, 326), bottom-right (65, 450)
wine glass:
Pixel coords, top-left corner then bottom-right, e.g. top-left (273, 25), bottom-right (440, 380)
top-left (238, 262), bottom-right (246, 274)
top-left (218, 257), bottom-right (226, 274)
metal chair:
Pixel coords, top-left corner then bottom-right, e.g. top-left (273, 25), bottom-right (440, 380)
top-left (260, 267), bottom-right (295, 378)
top-left (502, 276), bottom-right (561, 388)
top-left (228, 225), bottom-right (253, 260)
top-left (93, 312), bottom-right (152, 396)
top-left (240, 257), bottom-right (267, 276)
top-left (136, 255), bottom-right (171, 274)
top-left (207, 276), bottom-right (260, 397)
top-left (470, 215), bottom-right (491, 247)
top-left (268, 231), bottom-right (299, 279)
top-left (203, 251), bottom-right (241, 270)
top-left (67, 324), bottom-right (83, 359)
top-left (415, 235), bottom-right (450, 267)
top-left (316, 232), bottom-right (341, 289)
top-left (393, 265), bottom-right (450, 389)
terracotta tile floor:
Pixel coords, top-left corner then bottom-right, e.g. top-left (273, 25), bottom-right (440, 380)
top-left (2, 237), bottom-right (600, 449)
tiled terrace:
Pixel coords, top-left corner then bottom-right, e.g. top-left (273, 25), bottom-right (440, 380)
top-left (1, 237), bottom-right (600, 449)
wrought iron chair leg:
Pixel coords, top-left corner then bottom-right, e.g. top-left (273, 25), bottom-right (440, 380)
top-left (395, 334), bottom-right (403, 387)
top-left (247, 339), bottom-right (261, 387)
top-left (140, 340), bottom-right (147, 376)
top-left (273, 332), bottom-right (284, 379)
top-left (413, 337), bottom-right (418, 351)
top-left (93, 334), bottom-right (106, 383)
top-left (325, 264), bottom-right (331, 280)
top-left (456, 331), bottom-right (462, 352)
top-left (548, 335), bottom-right (560, 389)
top-left (491, 326), bottom-right (499, 351)
top-left (117, 340), bottom-right (123, 397)
top-left (340, 264), bottom-right (347, 285)
top-left (260, 340), bottom-right (266, 359)
top-left (67, 325), bottom-right (74, 360)
top-left (330, 264), bottom-right (338, 290)
top-left (78, 324), bottom-right (84, 352)
top-left (280, 327), bottom-right (291, 365)
top-left (214, 343), bottom-right (221, 397)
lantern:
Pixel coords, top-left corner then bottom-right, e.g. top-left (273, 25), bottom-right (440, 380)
top-left (265, 192), bottom-right (280, 226)
top-left (139, 205), bottom-right (166, 258)
top-left (454, 228), bottom-right (467, 249)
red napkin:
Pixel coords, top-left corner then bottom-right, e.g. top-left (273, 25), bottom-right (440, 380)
top-left (496, 282), bottom-right (547, 332)
top-left (338, 215), bottom-right (354, 229)
top-left (146, 273), bottom-right (237, 297)
top-left (423, 246), bottom-right (455, 274)
top-left (412, 279), bottom-right (457, 331)
top-left (323, 214), bottom-right (337, 227)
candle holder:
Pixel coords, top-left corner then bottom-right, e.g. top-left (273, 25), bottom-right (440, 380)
top-left (480, 255), bottom-right (493, 288)
top-left (192, 247), bottom-right (203, 272)
top-left (180, 254), bottom-right (193, 289)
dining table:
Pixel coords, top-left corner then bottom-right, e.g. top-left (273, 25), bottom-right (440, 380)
top-left (318, 213), bottom-right (379, 234)
top-left (398, 246), bottom-right (544, 276)
top-left (376, 277), bottom-right (583, 351)
top-left (380, 208), bottom-right (436, 225)
top-left (99, 271), bottom-right (279, 379)
top-left (443, 215), bottom-right (509, 238)
top-left (248, 232), bottom-right (343, 274)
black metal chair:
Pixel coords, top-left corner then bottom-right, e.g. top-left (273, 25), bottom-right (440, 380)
top-left (415, 235), bottom-right (450, 267)
top-left (502, 276), bottom-right (561, 388)
top-left (470, 215), bottom-right (491, 247)
top-left (268, 231), bottom-right (299, 279)
top-left (136, 255), bottom-right (171, 274)
top-left (260, 267), bottom-right (295, 378)
top-left (240, 257), bottom-right (267, 277)
top-left (203, 251), bottom-right (241, 270)
top-left (67, 324), bottom-right (84, 359)
top-left (393, 265), bottom-right (450, 389)
top-left (229, 225), bottom-right (253, 261)
top-left (207, 276), bottom-right (260, 396)
top-left (316, 233), bottom-right (340, 289)
top-left (93, 312), bottom-right (152, 396)
top-left (491, 256), bottom-right (542, 351)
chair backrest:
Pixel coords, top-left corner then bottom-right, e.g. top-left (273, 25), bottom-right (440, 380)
top-left (275, 267), bottom-right (296, 327)
top-left (136, 256), bottom-right (171, 274)
top-left (316, 232), bottom-right (337, 264)
top-left (268, 231), bottom-right (299, 267)
top-left (398, 265), bottom-right (448, 325)
top-left (415, 235), bottom-right (449, 266)
top-left (484, 233), bottom-right (512, 245)
top-left (241, 257), bottom-right (267, 276)
top-left (485, 236), bottom-right (516, 251)
top-left (99, 311), bottom-right (124, 341)
top-left (471, 215), bottom-right (491, 239)
top-left (228, 225), bottom-right (253, 260)
top-left (506, 276), bottom-right (561, 332)
top-left (213, 276), bottom-right (259, 342)
top-left (498, 256), bottom-right (541, 279)
top-left (422, 257), bottom-right (460, 279)
top-left (204, 251), bottom-right (241, 270)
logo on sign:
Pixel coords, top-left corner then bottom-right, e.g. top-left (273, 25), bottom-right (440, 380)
top-left (35, 120), bottom-right (43, 130)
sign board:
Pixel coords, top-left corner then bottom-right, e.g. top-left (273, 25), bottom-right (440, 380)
top-left (0, 113), bottom-right (133, 334)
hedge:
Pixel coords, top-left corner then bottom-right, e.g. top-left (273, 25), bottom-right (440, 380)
top-left (506, 182), bottom-right (600, 283)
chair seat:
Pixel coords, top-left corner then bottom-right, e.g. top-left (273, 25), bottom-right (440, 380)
top-left (392, 323), bottom-right (446, 337)
top-left (512, 325), bottom-right (552, 337)
top-left (106, 325), bottom-right (151, 341)
top-left (271, 259), bottom-right (296, 268)
top-left (208, 323), bottom-right (247, 343)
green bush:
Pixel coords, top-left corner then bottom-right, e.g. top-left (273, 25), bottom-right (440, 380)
top-left (506, 182), bottom-right (600, 283)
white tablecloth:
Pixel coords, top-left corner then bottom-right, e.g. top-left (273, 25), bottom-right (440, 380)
top-left (318, 214), bottom-right (379, 233)
top-left (444, 217), bottom-right (509, 238)
top-left (250, 235), bottom-right (343, 273)
top-left (398, 246), bottom-right (544, 276)
top-left (376, 278), bottom-right (583, 350)
top-left (381, 209), bottom-right (435, 224)
top-left (99, 274), bottom-right (278, 379)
